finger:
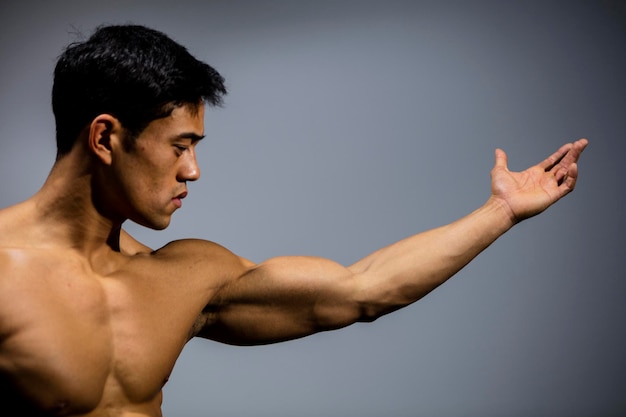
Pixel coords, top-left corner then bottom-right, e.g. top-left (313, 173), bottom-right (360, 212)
top-left (554, 166), bottom-right (569, 185)
top-left (494, 148), bottom-right (508, 170)
top-left (538, 142), bottom-right (573, 172)
top-left (552, 138), bottom-right (588, 186)
top-left (572, 138), bottom-right (589, 158)
top-left (559, 162), bottom-right (579, 194)
top-left (548, 138), bottom-right (589, 174)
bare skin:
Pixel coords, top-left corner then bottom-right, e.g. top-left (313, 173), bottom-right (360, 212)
top-left (0, 102), bottom-right (588, 416)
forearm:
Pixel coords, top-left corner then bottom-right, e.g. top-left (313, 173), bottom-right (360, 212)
top-left (348, 197), bottom-right (515, 319)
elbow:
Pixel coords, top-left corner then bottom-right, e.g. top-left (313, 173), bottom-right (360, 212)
top-left (357, 307), bottom-right (380, 323)
top-left (356, 300), bottom-right (399, 323)
top-left (314, 271), bottom-right (411, 329)
top-left (311, 298), bottom-right (383, 331)
top-left (353, 282), bottom-right (415, 323)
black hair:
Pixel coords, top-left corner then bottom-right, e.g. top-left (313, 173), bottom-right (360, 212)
top-left (52, 24), bottom-right (227, 158)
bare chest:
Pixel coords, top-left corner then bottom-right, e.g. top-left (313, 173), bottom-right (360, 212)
top-left (0, 253), bottom-right (190, 414)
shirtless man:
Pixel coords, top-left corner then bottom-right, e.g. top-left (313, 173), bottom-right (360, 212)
top-left (0, 24), bottom-right (587, 416)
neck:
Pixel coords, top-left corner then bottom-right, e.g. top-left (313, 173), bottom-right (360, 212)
top-left (30, 151), bottom-right (124, 256)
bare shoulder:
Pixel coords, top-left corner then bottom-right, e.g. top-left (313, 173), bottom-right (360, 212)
top-left (0, 202), bottom-right (32, 249)
top-left (0, 247), bottom-right (18, 275)
top-left (152, 238), bottom-right (252, 268)
top-left (127, 238), bottom-right (254, 290)
top-left (0, 204), bottom-right (38, 276)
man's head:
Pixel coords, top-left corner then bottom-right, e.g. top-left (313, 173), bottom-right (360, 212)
top-left (52, 24), bottom-right (226, 159)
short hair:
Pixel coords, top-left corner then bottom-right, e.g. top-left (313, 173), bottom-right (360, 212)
top-left (52, 24), bottom-right (227, 158)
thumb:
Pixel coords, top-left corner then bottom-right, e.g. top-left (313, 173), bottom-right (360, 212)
top-left (494, 148), bottom-right (509, 171)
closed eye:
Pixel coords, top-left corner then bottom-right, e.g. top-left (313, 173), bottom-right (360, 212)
top-left (172, 132), bottom-right (203, 155)
top-left (174, 145), bottom-right (190, 156)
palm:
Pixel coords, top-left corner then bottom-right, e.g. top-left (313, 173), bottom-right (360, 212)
top-left (490, 139), bottom-right (588, 223)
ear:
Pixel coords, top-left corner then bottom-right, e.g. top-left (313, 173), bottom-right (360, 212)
top-left (88, 114), bottom-right (124, 165)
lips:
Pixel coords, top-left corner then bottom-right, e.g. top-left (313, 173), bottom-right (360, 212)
top-left (172, 190), bottom-right (188, 208)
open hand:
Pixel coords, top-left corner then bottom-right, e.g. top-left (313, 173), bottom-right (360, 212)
top-left (490, 138), bottom-right (588, 224)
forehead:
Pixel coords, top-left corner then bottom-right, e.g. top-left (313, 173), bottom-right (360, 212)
top-left (140, 103), bottom-right (205, 139)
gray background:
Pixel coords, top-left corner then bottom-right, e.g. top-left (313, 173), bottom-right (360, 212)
top-left (1, 1), bottom-right (625, 416)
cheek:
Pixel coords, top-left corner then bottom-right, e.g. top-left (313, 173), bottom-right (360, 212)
top-left (114, 146), bottom-right (177, 205)
top-left (135, 174), bottom-right (166, 202)
top-left (113, 166), bottom-right (160, 207)
top-left (140, 167), bottom-right (175, 204)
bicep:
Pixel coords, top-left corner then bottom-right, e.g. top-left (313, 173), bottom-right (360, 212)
top-left (197, 256), bottom-right (364, 345)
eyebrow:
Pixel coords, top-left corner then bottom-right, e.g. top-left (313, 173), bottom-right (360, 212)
top-left (173, 132), bottom-right (206, 142)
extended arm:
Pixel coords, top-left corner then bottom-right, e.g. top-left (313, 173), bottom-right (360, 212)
top-left (199, 139), bottom-right (587, 345)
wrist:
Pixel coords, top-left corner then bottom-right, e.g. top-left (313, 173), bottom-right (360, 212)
top-left (483, 196), bottom-right (517, 231)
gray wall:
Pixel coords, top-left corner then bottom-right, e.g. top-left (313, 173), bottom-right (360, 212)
top-left (1, 1), bottom-right (625, 416)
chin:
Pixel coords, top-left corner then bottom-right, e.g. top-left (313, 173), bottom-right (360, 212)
top-left (150, 220), bottom-right (172, 230)
top-left (132, 216), bottom-right (172, 231)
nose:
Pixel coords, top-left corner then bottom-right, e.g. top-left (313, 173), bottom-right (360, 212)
top-left (178, 151), bottom-right (201, 182)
